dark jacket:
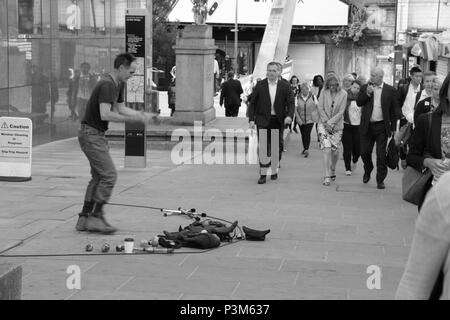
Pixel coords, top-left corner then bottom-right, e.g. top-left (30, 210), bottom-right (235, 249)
top-left (356, 83), bottom-right (401, 136)
top-left (220, 79), bottom-right (243, 107)
top-left (397, 83), bottom-right (424, 112)
top-left (248, 78), bottom-right (295, 128)
top-left (407, 110), bottom-right (443, 172)
top-left (414, 97), bottom-right (437, 128)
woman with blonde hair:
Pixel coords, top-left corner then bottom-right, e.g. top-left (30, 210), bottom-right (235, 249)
top-left (317, 75), bottom-right (348, 186)
top-left (295, 81), bottom-right (319, 157)
top-left (414, 75), bottom-right (445, 127)
top-left (342, 73), bottom-right (356, 92)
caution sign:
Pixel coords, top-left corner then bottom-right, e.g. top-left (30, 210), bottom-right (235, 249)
top-left (0, 117), bottom-right (32, 182)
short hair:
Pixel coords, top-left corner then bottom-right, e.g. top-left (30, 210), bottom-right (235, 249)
top-left (351, 79), bottom-right (362, 87)
top-left (325, 74), bottom-right (341, 90)
top-left (343, 74), bottom-right (356, 82)
top-left (356, 75), bottom-right (367, 84)
top-left (228, 71), bottom-right (235, 79)
top-left (300, 81), bottom-right (310, 90)
top-left (423, 71), bottom-right (436, 78)
top-left (371, 67), bottom-right (385, 78)
top-left (267, 61), bottom-right (279, 69)
top-left (114, 53), bottom-right (136, 70)
top-left (409, 66), bottom-right (422, 75)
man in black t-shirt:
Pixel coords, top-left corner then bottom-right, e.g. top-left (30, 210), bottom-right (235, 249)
top-left (76, 53), bottom-right (157, 234)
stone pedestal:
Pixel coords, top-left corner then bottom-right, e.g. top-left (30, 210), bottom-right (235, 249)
top-left (171, 25), bottom-right (217, 125)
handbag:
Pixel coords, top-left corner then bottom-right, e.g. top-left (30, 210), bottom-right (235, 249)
top-left (402, 167), bottom-right (432, 205)
top-left (386, 137), bottom-right (400, 170)
top-left (401, 113), bottom-right (433, 205)
top-left (247, 129), bottom-right (258, 165)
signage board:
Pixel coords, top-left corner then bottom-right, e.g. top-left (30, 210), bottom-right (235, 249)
top-left (0, 117), bottom-right (32, 181)
top-left (125, 8), bottom-right (147, 168)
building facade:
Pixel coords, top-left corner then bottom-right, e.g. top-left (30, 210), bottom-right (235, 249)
top-left (0, 0), bottom-right (151, 146)
top-left (169, 0), bottom-right (397, 84)
top-left (397, 0), bottom-right (450, 77)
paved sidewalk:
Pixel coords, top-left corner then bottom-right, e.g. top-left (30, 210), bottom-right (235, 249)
top-left (0, 128), bottom-right (417, 300)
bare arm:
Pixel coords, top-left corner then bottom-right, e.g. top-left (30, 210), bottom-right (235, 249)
top-left (100, 103), bottom-right (143, 123)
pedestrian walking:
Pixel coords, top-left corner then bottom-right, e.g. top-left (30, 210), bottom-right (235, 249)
top-left (76, 53), bottom-right (158, 234)
top-left (357, 67), bottom-right (401, 190)
top-left (317, 74), bottom-right (347, 186)
top-left (407, 72), bottom-right (450, 207)
top-left (342, 73), bottom-right (356, 92)
top-left (398, 66), bottom-right (424, 169)
top-left (220, 71), bottom-right (243, 117)
top-left (414, 75), bottom-right (444, 127)
top-left (342, 79), bottom-right (362, 175)
top-left (168, 79), bottom-right (176, 116)
top-left (311, 74), bottom-right (324, 99)
top-left (248, 61), bottom-right (295, 184)
top-left (295, 81), bottom-right (319, 158)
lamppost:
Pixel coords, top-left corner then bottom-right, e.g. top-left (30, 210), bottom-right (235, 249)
top-left (231, 0), bottom-right (239, 75)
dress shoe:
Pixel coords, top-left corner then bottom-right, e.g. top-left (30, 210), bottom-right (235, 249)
top-left (271, 174), bottom-right (278, 180)
top-left (377, 182), bottom-right (385, 190)
top-left (363, 172), bottom-right (371, 184)
top-left (257, 176), bottom-right (266, 184)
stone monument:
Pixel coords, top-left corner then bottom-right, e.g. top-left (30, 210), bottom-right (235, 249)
top-left (171, 24), bottom-right (217, 125)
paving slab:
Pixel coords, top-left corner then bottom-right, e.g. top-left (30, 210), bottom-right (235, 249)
top-left (0, 128), bottom-right (418, 300)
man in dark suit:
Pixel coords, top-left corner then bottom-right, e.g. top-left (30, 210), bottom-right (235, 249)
top-left (248, 61), bottom-right (295, 184)
top-left (220, 71), bottom-right (243, 117)
top-left (357, 67), bottom-right (401, 189)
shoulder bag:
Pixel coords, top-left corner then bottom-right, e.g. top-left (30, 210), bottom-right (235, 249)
top-left (402, 113), bottom-right (433, 206)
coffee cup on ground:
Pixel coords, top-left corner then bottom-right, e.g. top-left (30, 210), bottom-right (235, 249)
top-left (124, 238), bottom-right (134, 254)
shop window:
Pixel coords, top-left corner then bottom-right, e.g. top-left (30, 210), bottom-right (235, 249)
top-left (17, 0), bottom-right (43, 35)
top-left (0, 0), bottom-right (6, 39)
top-left (85, 0), bottom-right (107, 35)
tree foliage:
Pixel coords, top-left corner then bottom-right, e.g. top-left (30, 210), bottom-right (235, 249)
top-left (152, 0), bottom-right (179, 77)
top-left (332, 2), bottom-right (368, 47)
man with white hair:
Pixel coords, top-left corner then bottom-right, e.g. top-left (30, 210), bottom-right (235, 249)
top-left (357, 67), bottom-right (401, 189)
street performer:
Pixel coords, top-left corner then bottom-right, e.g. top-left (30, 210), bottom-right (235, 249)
top-left (76, 53), bottom-right (158, 234)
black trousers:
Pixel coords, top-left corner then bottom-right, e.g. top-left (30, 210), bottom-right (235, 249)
top-left (299, 123), bottom-right (314, 151)
top-left (360, 121), bottom-right (388, 184)
top-left (257, 116), bottom-right (283, 175)
top-left (342, 123), bottom-right (361, 171)
top-left (225, 104), bottom-right (239, 117)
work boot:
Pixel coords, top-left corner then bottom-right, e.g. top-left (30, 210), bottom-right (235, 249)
top-left (86, 215), bottom-right (117, 234)
top-left (87, 203), bottom-right (117, 234)
top-left (75, 214), bottom-right (88, 232)
top-left (75, 201), bottom-right (94, 232)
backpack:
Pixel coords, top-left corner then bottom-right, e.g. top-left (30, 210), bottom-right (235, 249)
top-left (386, 138), bottom-right (400, 170)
